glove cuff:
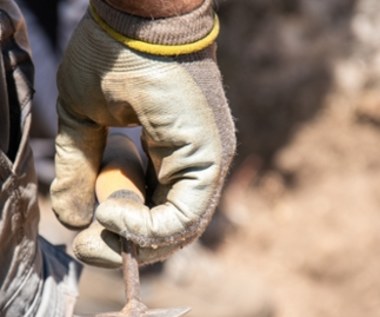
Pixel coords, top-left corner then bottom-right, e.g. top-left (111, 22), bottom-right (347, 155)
top-left (89, 0), bottom-right (218, 55)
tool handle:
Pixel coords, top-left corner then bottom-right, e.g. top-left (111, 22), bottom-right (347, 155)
top-left (95, 134), bottom-right (145, 203)
top-left (95, 134), bottom-right (147, 309)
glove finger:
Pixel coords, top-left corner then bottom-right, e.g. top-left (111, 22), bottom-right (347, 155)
top-left (96, 192), bottom-right (192, 248)
top-left (96, 189), bottom-right (153, 246)
top-left (50, 100), bottom-right (107, 229)
top-left (72, 221), bottom-right (182, 267)
top-left (73, 221), bottom-right (122, 269)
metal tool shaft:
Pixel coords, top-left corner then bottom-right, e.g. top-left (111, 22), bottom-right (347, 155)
top-left (120, 238), bottom-right (148, 316)
top-left (82, 135), bottom-right (190, 317)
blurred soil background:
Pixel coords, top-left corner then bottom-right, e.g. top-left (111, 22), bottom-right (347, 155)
top-left (35, 0), bottom-right (380, 316)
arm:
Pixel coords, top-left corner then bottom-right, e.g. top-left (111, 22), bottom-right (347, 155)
top-left (0, 2), bottom-right (81, 316)
top-left (105, 0), bottom-right (204, 17)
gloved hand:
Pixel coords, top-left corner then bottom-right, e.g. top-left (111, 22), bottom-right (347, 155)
top-left (72, 134), bottom-right (196, 267)
top-left (50, 0), bottom-right (236, 267)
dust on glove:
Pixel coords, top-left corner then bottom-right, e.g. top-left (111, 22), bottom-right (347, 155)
top-left (50, 0), bottom-right (236, 267)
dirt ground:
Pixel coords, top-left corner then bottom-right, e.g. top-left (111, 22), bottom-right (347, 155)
top-left (220, 100), bottom-right (380, 317)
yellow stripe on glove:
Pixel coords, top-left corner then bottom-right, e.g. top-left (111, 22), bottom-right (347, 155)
top-left (89, 4), bottom-right (220, 56)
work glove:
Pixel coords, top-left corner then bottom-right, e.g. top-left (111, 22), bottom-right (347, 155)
top-left (50, 0), bottom-right (236, 267)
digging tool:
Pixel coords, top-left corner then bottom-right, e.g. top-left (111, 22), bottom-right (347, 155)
top-left (82, 134), bottom-right (191, 317)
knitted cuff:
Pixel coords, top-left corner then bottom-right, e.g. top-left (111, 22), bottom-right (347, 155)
top-left (90, 0), bottom-right (216, 49)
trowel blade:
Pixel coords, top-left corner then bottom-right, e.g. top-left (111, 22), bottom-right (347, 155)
top-left (143, 307), bottom-right (191, 317)
top-left (78, 306), bottom-right (190, 317)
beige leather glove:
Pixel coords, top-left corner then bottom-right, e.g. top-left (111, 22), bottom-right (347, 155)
top-left (72, 134), bottom-right (193, 267)
top-left (50, 0), bottom-right (236, 267)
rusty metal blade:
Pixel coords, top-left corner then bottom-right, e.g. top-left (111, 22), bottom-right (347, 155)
top-left (143, 307), bottom-right (191, 317)
top-left (77, 306), bottom-right (190, 317)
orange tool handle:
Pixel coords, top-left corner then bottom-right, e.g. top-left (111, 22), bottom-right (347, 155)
top-left (95, 134), bottom-right (145, 203)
